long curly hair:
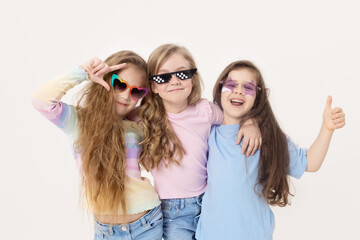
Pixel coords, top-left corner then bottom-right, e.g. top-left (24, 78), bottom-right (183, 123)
top-left (137, 44), bottom-right (203, 170)
top-left (213, 60), bottom-right (292, 207)
top-left (75, 51), bottom-right (147, 216)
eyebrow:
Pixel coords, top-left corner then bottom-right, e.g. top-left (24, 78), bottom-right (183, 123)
top-left (229, 79), bottom-right (256, 85)
top-left (116, 75), bottom-right (142, 87)
top-left (158, 66), bottom-right (189, 74)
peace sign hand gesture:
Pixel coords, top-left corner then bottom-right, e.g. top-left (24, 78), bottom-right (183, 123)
top-left (81, 57), bottom-right (126, 91)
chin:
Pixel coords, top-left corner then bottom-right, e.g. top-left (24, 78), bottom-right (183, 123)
top-left (116, 108), bottom-right (130, 116)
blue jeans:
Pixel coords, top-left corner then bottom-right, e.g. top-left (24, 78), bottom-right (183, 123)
top-left (94, 205), bottom-right (163, 240)
top-left (161, 193), bottom-right (203, 240)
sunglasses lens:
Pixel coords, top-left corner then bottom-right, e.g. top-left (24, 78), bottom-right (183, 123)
top-left (223, 79), bottom-right (236, 92)
top-left (162, 74), bottom-right (172, 82)
top-left (243, 83), bottom-right (257, 96)
top-left (113, 78), bottom-right (127, 92)
top-left (131, 88), bottom-right (148, 100)
top-left (175, 69), bottom-right (196, 80)
top-left (176, 71), bottom-right (190, 80)
top-left (151, 73), bottom-right (172, 84)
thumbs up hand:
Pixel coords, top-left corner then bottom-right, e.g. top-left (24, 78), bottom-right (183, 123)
top-left (323, 96), bottom-right (346, 131)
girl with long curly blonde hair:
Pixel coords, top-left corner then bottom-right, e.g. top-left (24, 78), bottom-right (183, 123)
top-left (33, 51), bottom-right (163, 239)
top-left (137, 44), bottom-right (262, 239)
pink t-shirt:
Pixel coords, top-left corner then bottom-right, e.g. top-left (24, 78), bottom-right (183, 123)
top-left (151, 99), bottom-right (223, 199)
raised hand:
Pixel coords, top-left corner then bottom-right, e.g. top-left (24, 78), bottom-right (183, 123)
top-left (323, 96), bottom-right (346, 131)
top-left (81, 57), bottom-right (126, 91)
top-left (306, 96), bottom-right (346, 172)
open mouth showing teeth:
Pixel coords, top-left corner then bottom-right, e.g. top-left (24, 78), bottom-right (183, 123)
top-left (230, 99), bottom-right (244, 106)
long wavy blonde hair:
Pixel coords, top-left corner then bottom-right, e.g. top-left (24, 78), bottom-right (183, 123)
top-left (75, 51), bottom-right (147, 215)
top-left (137, 44), bottom-right (203, 170)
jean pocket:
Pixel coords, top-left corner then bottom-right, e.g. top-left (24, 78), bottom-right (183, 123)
top-left (94, 225), bottom-right (112, 239)
top-left (196, 193), bottom-right (204, 207)
top-left (194, 214), bottom-right (201, 228)
top-left (194, 194), bottom-right (204, 227)
top-left (148, 211), bottom-right (163, 229)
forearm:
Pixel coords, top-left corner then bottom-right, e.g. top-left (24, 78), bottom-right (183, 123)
top-left (306, 123), bottom-right (334, 172)
top-left (33, 66), bottom-right (88, 106)
top-left (32, 66), bottom-right (87, 134)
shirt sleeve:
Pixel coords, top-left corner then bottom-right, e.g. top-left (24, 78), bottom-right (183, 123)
top-left (207, 100), bottom-right (224, 125)
top-left (287, 136), bottom-right (308, 179)
top-left (32, 66), bottom-right (88, 142)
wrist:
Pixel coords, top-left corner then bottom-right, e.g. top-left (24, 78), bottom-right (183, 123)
top-left (321, 123), bottom-right (334, 135)
top-left (80, 65), bottom-right (90, 80)
top-left (243, 118), bottom-right (255, 126)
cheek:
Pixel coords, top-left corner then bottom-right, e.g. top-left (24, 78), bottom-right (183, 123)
top-left (186, 79), bottom-right (193, 88)
top-left (247, 96), bottom-right (256, 109)
top-left (151, 83), bottom-right (159, 94)
top-left (220, 92), bottom-right (229, 105)
top-left (153, 84), bottom-right (167, 94)
top-left (244, 89), bottom-right (256, 97)
top-left (183, 79), bottom-right (193, 95)
top-left (129, 99), bottom-right (138, 108)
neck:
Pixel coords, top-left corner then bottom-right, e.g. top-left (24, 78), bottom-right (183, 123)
top-left (222, 116), bottom-right (242, 125)
top-left (163, 100), bottom-right (188, 114)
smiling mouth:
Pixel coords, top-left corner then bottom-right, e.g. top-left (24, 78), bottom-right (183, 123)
top-left (230, 99), bottom-right (244, 106)
top-left (169, 88), bottom-right (184, 92)
top-left (117, 101), bottom-right (128, 106)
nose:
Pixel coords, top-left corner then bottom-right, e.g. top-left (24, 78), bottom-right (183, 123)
top-left (119, 88), bottom-right (131, 100)
top-left (233, 84), bottom-right (243, 95)
top-left (169, 74), bottom-right (181, 85)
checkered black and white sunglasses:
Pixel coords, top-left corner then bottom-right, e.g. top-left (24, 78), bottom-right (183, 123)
top-left (149, 68), bottom-right (197, 84)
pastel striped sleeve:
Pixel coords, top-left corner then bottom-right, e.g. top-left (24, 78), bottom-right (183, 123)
top-left (32, 66), bottom-right (88, 141)
top-left (123, 120), bottom-right (144, 179)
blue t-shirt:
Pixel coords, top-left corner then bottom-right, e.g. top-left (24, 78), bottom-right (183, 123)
top-left (196, 124), bottom-right (308, 240)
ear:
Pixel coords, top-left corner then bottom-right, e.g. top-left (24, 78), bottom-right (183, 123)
top-left (151, 82), bottom-right (159, 94)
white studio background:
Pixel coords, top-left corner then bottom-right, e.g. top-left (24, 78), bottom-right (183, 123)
top-left (1, 0), bottom-right (359, 239)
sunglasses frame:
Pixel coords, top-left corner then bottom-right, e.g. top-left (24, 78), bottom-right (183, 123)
top-left (111, 74), bottom-right (149, 101)
top-left (149, 68), bottom-right (197, 84)
top-left (220, 79), bottom-right (261, 95)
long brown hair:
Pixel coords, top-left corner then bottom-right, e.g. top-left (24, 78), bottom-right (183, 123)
top-left (137, 44), bottom-right (203, 170)
top-left (213, 60), bottom-right (292, 207)
top-left (75, 51), bottom-right (147, 215)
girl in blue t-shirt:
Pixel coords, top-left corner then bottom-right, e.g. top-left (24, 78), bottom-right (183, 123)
top-left (196, 60), bottom-right (346, 240)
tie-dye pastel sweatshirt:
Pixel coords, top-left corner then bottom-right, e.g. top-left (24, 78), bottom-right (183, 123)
top-left (32, 66), bottom-right (160, 215)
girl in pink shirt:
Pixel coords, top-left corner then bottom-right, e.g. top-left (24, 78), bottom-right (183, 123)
top-left (137, 44), bottom-right (261, 239)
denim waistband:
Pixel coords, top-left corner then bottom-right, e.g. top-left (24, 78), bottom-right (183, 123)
top-left (95, 205), bottom-right (161, 233)
top-left (161, 192), bottom-right (204, 209)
